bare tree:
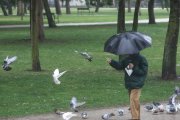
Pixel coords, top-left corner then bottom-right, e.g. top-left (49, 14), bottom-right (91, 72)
top-left (31, 0), bottom-right (44, 71)
top-left (54, 0), bottom-right (62, 15)
top-left (117, 0), bottom-right (125, 33)
top-left (162, 0), bottom-right (180, 80)
top-left (132, 0), bottom-right (141, 31)
top-left (65, 0), bottom-right (71, 14)
top-left (148, 0), bottom-right (156, 24)
top-left (43, 0), bottom-right (56, 27)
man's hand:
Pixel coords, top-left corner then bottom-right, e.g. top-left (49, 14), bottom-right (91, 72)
top-left (128, 63), bottom-right (134, 69)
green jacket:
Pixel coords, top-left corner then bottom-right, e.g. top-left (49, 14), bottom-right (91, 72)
top-left (109, 54), bottom-right (148, 90)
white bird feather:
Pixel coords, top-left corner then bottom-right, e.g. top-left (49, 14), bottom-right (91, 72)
top-left (52, 68), bottom-right (67, 85)
top-left (62, 112), bottom-right (77, 120)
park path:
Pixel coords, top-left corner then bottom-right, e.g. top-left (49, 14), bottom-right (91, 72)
top-left (0, 18), bottom-right (169, 29)
top-left (2, 103), bottom-right (180, 120)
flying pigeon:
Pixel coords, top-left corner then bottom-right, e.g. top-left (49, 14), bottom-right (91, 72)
top-left (70, 96), bottom-right (86, 112)
top-left (117, 109), bottom-right (124, 116)
top-left (52, 68), bottom-right (67, 85)
top-left (62, 112), bottom-right (77, 120)
top-left (81, 112), bottom-right (88, 119)
top-left (101, 113), bottom-right (115, 120)
top-left (75, 50), bottom-right (93, 62)
top-left (2, 56), bottom-right (17, 71)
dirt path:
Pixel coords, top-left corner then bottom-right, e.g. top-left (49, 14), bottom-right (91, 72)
top-left (2, 103), bottom-right (180, 120)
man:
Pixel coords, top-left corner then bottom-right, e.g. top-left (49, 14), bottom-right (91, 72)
top-left (107, 53), bottom-right (148, 120)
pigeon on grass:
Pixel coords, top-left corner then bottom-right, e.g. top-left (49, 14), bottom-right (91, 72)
top-left (52, 68), bottom-right (67, 85)
top-left (2, 56), bottom-right (17, 71)
top-left (70, 96), bottom-right (86, 112)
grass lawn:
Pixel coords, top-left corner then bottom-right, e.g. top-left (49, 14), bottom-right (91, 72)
top-left (0, 8), bottom-right (169, 25)
top-left (0, 23), bottom-right (180, 118)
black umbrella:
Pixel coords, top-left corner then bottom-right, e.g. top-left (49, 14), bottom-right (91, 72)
top-left (104, 31), bottom-right (152, 55)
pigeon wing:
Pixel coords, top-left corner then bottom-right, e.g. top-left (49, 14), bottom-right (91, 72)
top-left (76, 101), bottom-right (86, 108)
top-left (8, 56), bottom-right (17, 64)
top-left (57, 71), bottom-right (67, 78)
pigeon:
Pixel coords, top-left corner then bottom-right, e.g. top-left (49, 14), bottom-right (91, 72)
top-left (117, 109), bottom-right (124, 116)
top-left (144, 104), bottom-right (154, 112)
top-left (81, 112), bottom-right (88, 119)
top-left (52, 68), bottom-right (67, 85)
top-left (75, 50), bottom-right (93, 62)
top-left (101, 113), bottom-right (115, 120)
top-left (152, 101), bottom-right (164, 113)
top-left (62, 112), bottom-right (77, 120)
top-left (70, 96), bottom-right (86, 112)
top-left (166, 94), bottom-right (178, 113)
top-left (2, 56), bottom-right (17, 71)
top-left (174, 86), bottom-right (180, 95)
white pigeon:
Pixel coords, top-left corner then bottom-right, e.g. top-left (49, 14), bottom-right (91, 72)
top-left (101, 113), bottom-right (115, 120)
top-left (62, 112), bottom-right (77, 120)
top-left (152, 101), bottom-right (164, 113)
top-left (70, 96), bottom-right (86, 112)
top-left (75, 50), bottom-right (93, 62)
top-left (2, 56), bottom-right (17, 71)
top-left (52, 68), bottom-right (67, 85)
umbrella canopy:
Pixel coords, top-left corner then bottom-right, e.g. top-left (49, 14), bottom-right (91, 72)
top-left (104, 31), bottom-right (152, 55)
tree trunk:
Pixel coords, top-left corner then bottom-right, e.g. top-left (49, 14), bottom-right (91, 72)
top-left (43, 0), bottom-right (56, 27)
top-left (127, 0), bottom-right (131, 13)
top-left (117, 0), bottom-right (125, 33)
top-left (7, 0), bottom-right (13, 15)
top-left (0, 1), bottom-right (8, 16)
top-left (148, 0), bottom-right (156, 24)
top-left (54, 0), bottom-right (61, 15)
top-left (95, 0), bottom-right (100, 13)
top-left (132, 0), bottom-right (141, 32)
top-left (65, 0), bottom-right (71, 14)
top-left (162, 0), bottom-right (180, 80)
top-left (17, 0), bottom-right (24, 16)
top-left (31, 0), bottom-right (43, 71)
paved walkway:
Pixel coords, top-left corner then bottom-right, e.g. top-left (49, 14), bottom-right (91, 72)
top-left (3, 103), bottom-right (180, 120)
top-left (0, 18), bottom-right (169, 28)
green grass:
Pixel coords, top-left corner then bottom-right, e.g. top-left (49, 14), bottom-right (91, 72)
top-left (0, 23), bottom-right (180, 118)
top-left (0, 8), bottom-right (169, 25)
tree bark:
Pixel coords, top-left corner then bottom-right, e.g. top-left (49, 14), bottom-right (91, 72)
top-left (31, 0), bottom-right (43, 71)
top-left (17, 0), bottom-right (24, 16)
top-left (127, 0), bottom-right (131, 13)
top-left (65, 0), bottom-right (71, 14)
top-left (0, 1), bottom-right (8, 16)
top-left (95, 0), bottom-right (100, 13)
top-left (7, 0), bottom-right (13, 15)
top-left (162, 0), bottom-right (180, 80)
top-left (117, 0), bottom-right (125, 33)
top-left (54, 0), bottom-right (61, 15)
top-left (148, 0), bottom-right (156, 24)
top-left (132, 0), bottom-right (141, 32)
top-left (43, 0), bottom-right (56, 27)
